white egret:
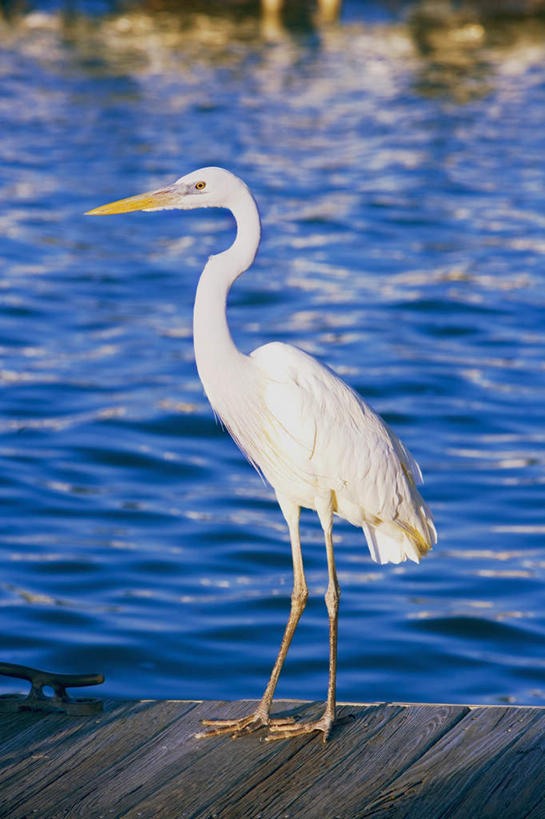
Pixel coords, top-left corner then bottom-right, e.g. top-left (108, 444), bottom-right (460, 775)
top-left (87, 167), bottom-right (436, 741)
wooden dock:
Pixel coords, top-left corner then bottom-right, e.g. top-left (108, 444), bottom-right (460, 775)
top-left (2, 698), bottom-right (545, 817)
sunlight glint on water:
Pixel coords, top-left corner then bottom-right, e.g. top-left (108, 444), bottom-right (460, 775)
top-left (0, 4), bottom-right (544, 707)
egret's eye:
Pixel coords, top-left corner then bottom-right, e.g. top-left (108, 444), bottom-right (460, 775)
top-left (195, 181), bottom-right (206, 190)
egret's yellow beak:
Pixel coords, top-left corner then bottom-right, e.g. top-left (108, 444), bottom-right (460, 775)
top-left (86, 187), bottom-right (179, 215)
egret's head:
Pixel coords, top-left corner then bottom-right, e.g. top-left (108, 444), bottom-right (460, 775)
top-left (86, 167), bottom-right (246, 216)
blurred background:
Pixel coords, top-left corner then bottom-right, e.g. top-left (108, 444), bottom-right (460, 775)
top-left (0, 0), bottom-right (544, 708)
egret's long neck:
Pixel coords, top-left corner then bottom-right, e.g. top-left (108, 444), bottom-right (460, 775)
top-left (193, 186), bottom-right (261, 409)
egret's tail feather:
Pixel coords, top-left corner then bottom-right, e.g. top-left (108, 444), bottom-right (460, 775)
top-left (362, 521), bottom-right (433, 565)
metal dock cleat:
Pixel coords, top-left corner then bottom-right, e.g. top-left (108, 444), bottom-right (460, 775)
top-left (0, 662), bottom-right (104, 715)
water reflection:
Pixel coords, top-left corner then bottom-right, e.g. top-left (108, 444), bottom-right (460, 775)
top-left (1, 0), bottom-right (545, 110)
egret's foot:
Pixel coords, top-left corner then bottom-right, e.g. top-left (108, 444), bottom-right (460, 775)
top-left (266, 713), bottom-right (334, 743)
top-left (195, 712), bottom-right (295, 739)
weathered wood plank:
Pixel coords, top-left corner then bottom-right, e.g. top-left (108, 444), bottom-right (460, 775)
top-left (203, 703), bottom-right (403, 819)
top-left (274, 703), bottom-right (468, 819)
top-left (0, 710), bottom-right (53, 745)
top-left (360, 705), bottom-right (545, 819)
top-left (3, 700), bottom-right (198, 818)
top-left (444, 709), bottom-right (545, 819)
top-left (15, 698), bottom-right (299, 818)
top-left (74, 699), bottom-right (274, 817)
top-left (120, 700), bottom-right (321, 819)
top-left (211, 702), bottom-right (468, 819)
top-left (1, 699), bottom-right (544, 819)
top-left (0, 700), bottom-right (143, 792)
top-left (522, 793), bottom-right (545, 819)
top-left (206, 703), bottom-right (404, 819)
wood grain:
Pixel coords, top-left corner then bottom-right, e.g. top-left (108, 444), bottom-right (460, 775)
top-left (1, 699), bottom-right (544, 819)
top-left (360, 706), bottom-right (545, 818)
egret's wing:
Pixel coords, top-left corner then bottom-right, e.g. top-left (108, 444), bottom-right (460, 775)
top-left (252, 341), bottom-right (414, 492)
top-left (251, 342), bottom-right (435, 562)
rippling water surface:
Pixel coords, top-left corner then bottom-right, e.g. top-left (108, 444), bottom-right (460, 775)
top-left (1, 2), bottom-right (544, 707)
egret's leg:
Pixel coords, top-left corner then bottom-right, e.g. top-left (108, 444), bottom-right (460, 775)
top-left (321, 496), bottom-right (340, 735)
top-left (255, 496), bottom-right (309, 715)
top-left (196, 496), bottom-right (307, 738)
top-left (268, 494), bottom-right (339, 742)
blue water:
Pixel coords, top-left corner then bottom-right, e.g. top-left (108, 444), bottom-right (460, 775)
top-left (1, 3), bottom-right (544, 708)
